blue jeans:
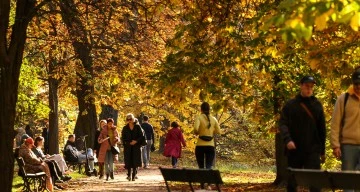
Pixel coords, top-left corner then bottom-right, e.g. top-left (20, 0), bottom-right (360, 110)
top-left (142, 140), bottom-right (152, 167)
top-left (78, 148), bottom-right (94, 171)
top-left (341, 144), bottom-right (360, 192)
top-left (105, 150), bottom-right (114, 174)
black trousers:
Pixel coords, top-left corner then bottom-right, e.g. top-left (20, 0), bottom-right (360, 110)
top-left (46, 160), bottom-right (62, 181)
top-left (287, 150), bottom-right (321, 192)
top-left (195, 146), bottom-right (215, 169)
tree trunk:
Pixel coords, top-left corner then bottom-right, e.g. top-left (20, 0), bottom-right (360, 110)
top-left (60, 0), bottom-right (98, 148)
top-left (0, 0), bottom-right (39, 190)
top-left (273, 74), bottom-right (288, 186)
top-left (99, 105), bottom-right (119, 126)
top-left (48, 73), bottom-right (59, 155)
top-left (159, 118), bottom-right (170, 153)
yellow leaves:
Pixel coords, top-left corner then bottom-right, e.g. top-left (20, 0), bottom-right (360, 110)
top-left (350, 12), bottom-right (360, 31)
top-left (207, 17), bottom-right (213, 23)
top-left (314, 9), bottom-right (334, 31)
top-left (309, 59), bottom-right (320, 70)
top-left (265, 47), bottom-right (279, 58)
top-left (286, 19), bottom-right (304, 28)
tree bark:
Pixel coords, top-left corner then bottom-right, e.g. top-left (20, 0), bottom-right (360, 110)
top-left (273, 74), bottom-right (288, 186)
top-left (60, 0), bottom-right (98, 148)
top-left (0, 0), bottom-right (37, 191)
top-left (48, 64), bottom-right (60, 155)
top-left (99, 105), bottom-right (119, 126)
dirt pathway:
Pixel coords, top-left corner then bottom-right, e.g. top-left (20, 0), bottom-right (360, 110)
top-left (62, 164), bottom-right (169, 192)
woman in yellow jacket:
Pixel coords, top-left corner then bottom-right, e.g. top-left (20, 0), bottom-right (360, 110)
top-left (194, 102), bottom-right (221, 169)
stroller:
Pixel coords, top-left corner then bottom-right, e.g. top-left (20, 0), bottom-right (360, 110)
top-left (79, 135), bottom-right (98, 177)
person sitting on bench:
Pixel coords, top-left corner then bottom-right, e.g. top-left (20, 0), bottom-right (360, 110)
top-left (32, 136), bottom-right (71, 182)
top-left (64, 134), bottom-right (95, 171)
top-left (18, 137), bottom-right (54, 191)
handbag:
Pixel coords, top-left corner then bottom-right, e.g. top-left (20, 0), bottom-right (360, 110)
top-left (199, 136), bottom-right (213, 141)
top-left (108, 137), bottom-right (120, 155)
top-left (111, 146), bottom-right (120, 155)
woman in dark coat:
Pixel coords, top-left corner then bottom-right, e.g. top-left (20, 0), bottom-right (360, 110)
top-left (121, 113), bottom-right (145, 181)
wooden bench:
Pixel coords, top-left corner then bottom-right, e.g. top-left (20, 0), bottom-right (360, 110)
top-left (62, 150), bottom-right (86, 174)
top-left (159, 167), bottom-right (223, 192)
top-left (16, 157), bottom-right (47, 192)
top-left (289, 168), bottom-right (360, 192)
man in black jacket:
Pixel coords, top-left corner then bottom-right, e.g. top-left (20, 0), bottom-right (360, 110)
top-left (64, 134), bottom-right (95, 172)
top-left (141, 115), bottom-right (155, 168)
top-left (279, 76), bottom-right (326, 192)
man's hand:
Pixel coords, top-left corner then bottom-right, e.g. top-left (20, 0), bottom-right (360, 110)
top-left (286, 141), bottom-right (296, 150)
top-left (130, 140), bottom-right (137, 145)
top-left (333, 147), bottom-right (341, 159)
top-left (320, 155), bottom-right (326, 164)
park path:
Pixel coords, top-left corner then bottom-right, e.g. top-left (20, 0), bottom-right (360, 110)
top-left (62, 163), bottom-right (177, 192)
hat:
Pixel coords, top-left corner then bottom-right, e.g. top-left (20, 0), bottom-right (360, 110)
top-left (352, 71), bottom-right (360, 84)
top-left (300, 76), bottom-right (316, 84)
top-left (25, 137), bottom-right (35, 147)
top-left (21, 134), bottom-right (30, 141)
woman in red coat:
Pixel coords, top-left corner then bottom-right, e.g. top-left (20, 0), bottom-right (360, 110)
top-left (164, 122), bottom-right (186, 168)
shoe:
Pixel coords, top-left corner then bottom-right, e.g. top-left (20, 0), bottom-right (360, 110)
top-left (61, 175), bottom-right (72, 182)
top-left (106, 174), bottom-right (109, 181)
top-left (55, 179), bottom-right (64, 183)
top-left (132, 178), bottom-right (135, 181)
top-left (134, 176), bottom-right (138, 179)
top-left (110, 172), bottom-right (114, 180)
top-left (126, 176), bottom-right (131, 181)
top-left (99, 174), bottom-right (104, 179)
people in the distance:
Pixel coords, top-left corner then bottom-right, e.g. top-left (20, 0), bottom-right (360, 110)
top-left (279, 76), bottom-right (326, 192)
top-left (98, 118), bottom-right (119, 180)
top-left (32, 136), bottom-right (71, 182)
top-left (331, 70), bottom-right (360, 192)
top-left (164, 121), bottom-right (186, 168)
top-left (63, 134), bottom-right (95, 172)
top-left (122, 113), bottom-right (146, 181)
top-left (141, 115), bottom-right (155, 168)
top-left (18, 137), bottom-right (54, 191)
top-left (25, 124), bottom-right (34, 138)
top-left (194, 102), bottom-right (221, 169)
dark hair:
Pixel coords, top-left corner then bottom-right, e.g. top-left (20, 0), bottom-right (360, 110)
top-left (34, 136), bottom-right (44, 147)
top-left (107, 118), bottom-right (114, 123)
top-left (201, 102), bottom-right (211, 128)
top-left (25, 125), bottom-right (31, 130)
top-left (171, 121), bottom-right (179, 128)
top-left (143, 115), bottom-right (149, 121)
top-left (68, 134), bottom-right (75, 139)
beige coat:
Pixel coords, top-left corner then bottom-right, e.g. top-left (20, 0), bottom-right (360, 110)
top-left (331, 92), bottom-right (360, 148)
top-left (98, 126), bottom-right (119, 163)
top-left (18, 144), bottom-right (53, 191)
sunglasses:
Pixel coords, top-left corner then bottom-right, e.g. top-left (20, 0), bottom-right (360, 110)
top-left (126, 118), bottom-right (133, 121)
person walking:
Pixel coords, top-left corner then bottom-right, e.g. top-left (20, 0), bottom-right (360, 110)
top-left (98, 118), bottom-right (119, 180)
top-left (164, 121), bottom-right (186, 168)
top-left (121, 113), bottom-right (146, 181)
top-left (279, 75), bottom-right (326, 192)
top-left (331, 70), bottom-right (360, 192)
top-left (94, 120), bottom-right (106, 159)
top-left (141, 115), bottom-right (155, 168)
top-left (194, 102), bottom-right (221, 170)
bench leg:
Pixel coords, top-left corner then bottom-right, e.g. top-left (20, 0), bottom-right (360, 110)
top-left (164, 180), bottom-right (171, 192)
top-left (188, 182), bottom-right (194, 192)
top-left (216, 183), bottom-right (221, 192)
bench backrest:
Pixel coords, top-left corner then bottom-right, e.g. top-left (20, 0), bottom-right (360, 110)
top-left (289, 168), bottom-right (360, 190)
top-left (15, 157), bottom-right (26, 177)
top-left (160, 167), bottom-right (223, 184)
